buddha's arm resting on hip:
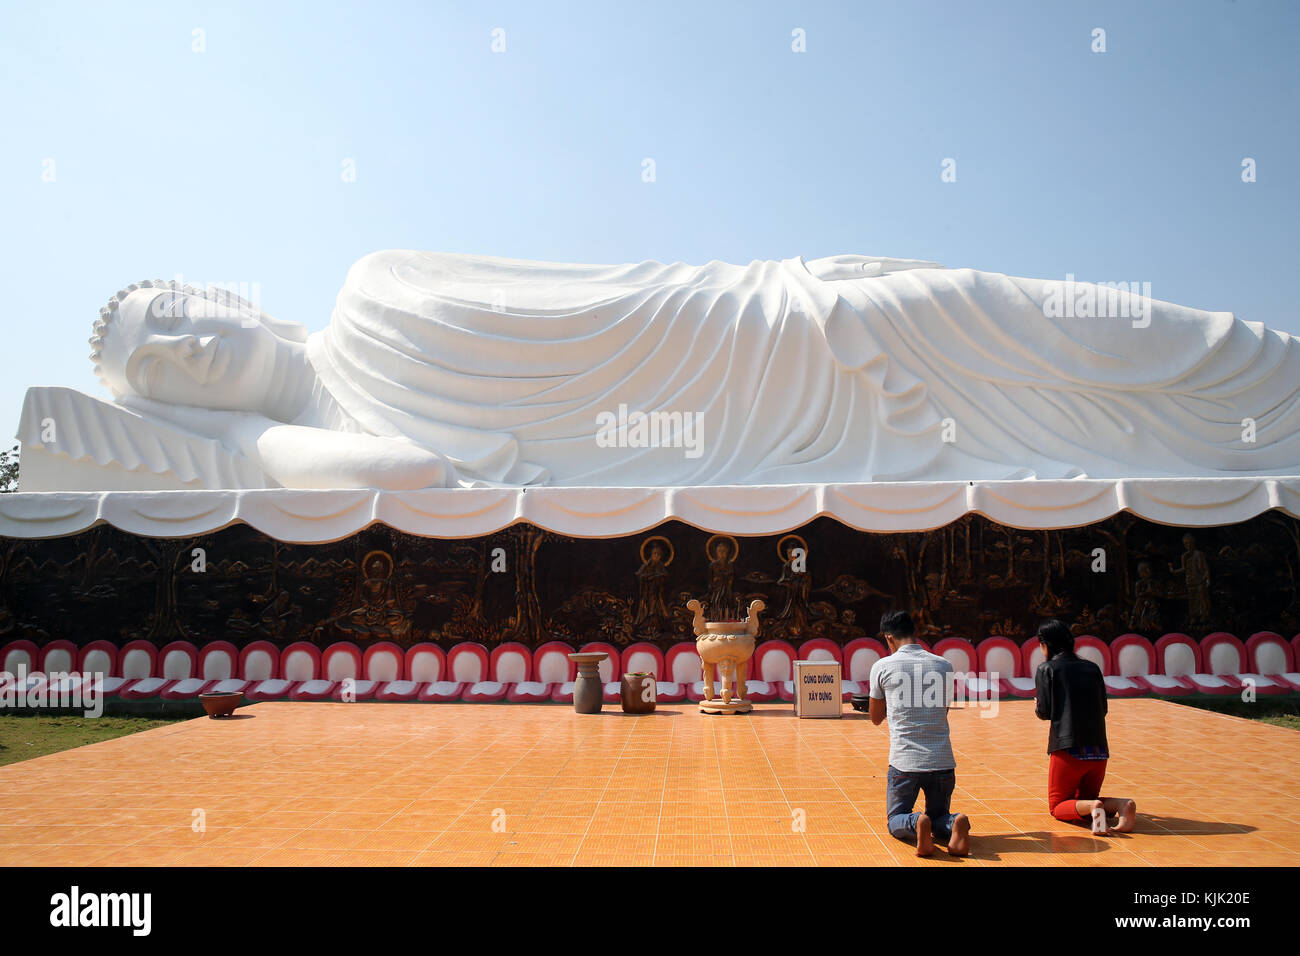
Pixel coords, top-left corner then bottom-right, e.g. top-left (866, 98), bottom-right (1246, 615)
top-left (225, 417), bottom-right (456, 490)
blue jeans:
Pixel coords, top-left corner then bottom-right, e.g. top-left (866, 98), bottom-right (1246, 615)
top-left (886, 765), bottom-right (959, 845)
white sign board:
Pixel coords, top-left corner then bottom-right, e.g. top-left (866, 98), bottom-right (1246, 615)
top-left (794, 660), bottom-right (842, 718)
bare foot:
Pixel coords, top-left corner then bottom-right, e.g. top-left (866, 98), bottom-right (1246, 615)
top-left (1114, 799), bottom-right (1137, 832)
top-left (1090, 804), bottom-right (1109, 835)
top-left (947, 813), bottom-right (970, 856)
top-left (915, 814), bottom-right (934, 857)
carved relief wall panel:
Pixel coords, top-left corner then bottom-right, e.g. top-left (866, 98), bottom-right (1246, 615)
top-left (0, 511), bottom-right (1295, 651)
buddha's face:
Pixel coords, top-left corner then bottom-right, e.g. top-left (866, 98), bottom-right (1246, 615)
top-left (99, 288), bottom-right (286, 411)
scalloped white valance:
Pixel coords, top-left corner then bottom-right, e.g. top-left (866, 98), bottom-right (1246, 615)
top-left (1, 477), bottom-right (1296, 542)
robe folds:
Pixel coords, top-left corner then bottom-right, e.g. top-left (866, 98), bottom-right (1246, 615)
top-left (305, 250), bottom-right (1300, 486)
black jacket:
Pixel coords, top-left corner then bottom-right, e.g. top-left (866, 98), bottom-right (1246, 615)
top-left (1034, 653), bottom-right (1108, 754)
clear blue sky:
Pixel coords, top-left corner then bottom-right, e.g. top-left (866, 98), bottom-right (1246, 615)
top-left (2, 0), bottom-right (1296, 438)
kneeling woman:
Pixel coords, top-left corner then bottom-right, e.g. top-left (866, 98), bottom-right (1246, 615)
top-left (1033, 620), bottom-right (1137, 834)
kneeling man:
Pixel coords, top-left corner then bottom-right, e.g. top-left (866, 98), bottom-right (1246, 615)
top-left (868, 611), bottom-right (971, 857)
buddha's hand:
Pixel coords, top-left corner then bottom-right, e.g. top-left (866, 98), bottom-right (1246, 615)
top-left (229, 419), bottom-right (457, 490)
top-left (804, 255), bottom-right (945, 281)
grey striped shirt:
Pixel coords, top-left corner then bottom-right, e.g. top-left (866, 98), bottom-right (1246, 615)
top-left (868, 643), bottom-right (956, 772)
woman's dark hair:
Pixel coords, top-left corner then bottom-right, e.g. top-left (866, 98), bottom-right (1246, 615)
top-left (1037, 619), bottom-right (1075, 657)
top-left (880, 610), bottom-right (915, 639)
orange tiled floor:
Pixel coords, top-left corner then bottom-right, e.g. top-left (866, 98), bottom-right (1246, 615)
top-left (0, 698), bottom-right (1297, 866)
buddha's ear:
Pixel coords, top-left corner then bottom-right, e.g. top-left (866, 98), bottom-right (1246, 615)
top-left (259, 312), bottom-right (309, 343)
top-left (187, 284), bottom-right (310, 342)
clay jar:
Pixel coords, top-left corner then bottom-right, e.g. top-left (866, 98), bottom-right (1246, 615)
top-left (568, 652), bottom-right (608, 714)
top-left (620, 673), bottom-right (656, 714)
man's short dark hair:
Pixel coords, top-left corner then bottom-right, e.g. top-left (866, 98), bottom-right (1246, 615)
top-left (1037, 619), bottom-right (1074, 656)
top-left (880, 610), bottom-right (915, 639)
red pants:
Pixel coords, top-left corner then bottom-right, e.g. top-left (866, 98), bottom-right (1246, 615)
top-left (1048, 750), bottom-right (1107, 821)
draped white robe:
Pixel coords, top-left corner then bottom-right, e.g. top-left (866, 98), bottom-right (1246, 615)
top-left (304, 250), bottom-right (1300, 486)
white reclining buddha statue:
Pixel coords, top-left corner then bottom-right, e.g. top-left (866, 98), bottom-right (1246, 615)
top-left (16, 250), bottom-right (1300, 491)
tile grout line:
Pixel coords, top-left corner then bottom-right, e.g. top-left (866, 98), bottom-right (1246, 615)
top-left (649, 712), bottom-right (668, 865)
top-left (569, 714), bottom-right (634, 867)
